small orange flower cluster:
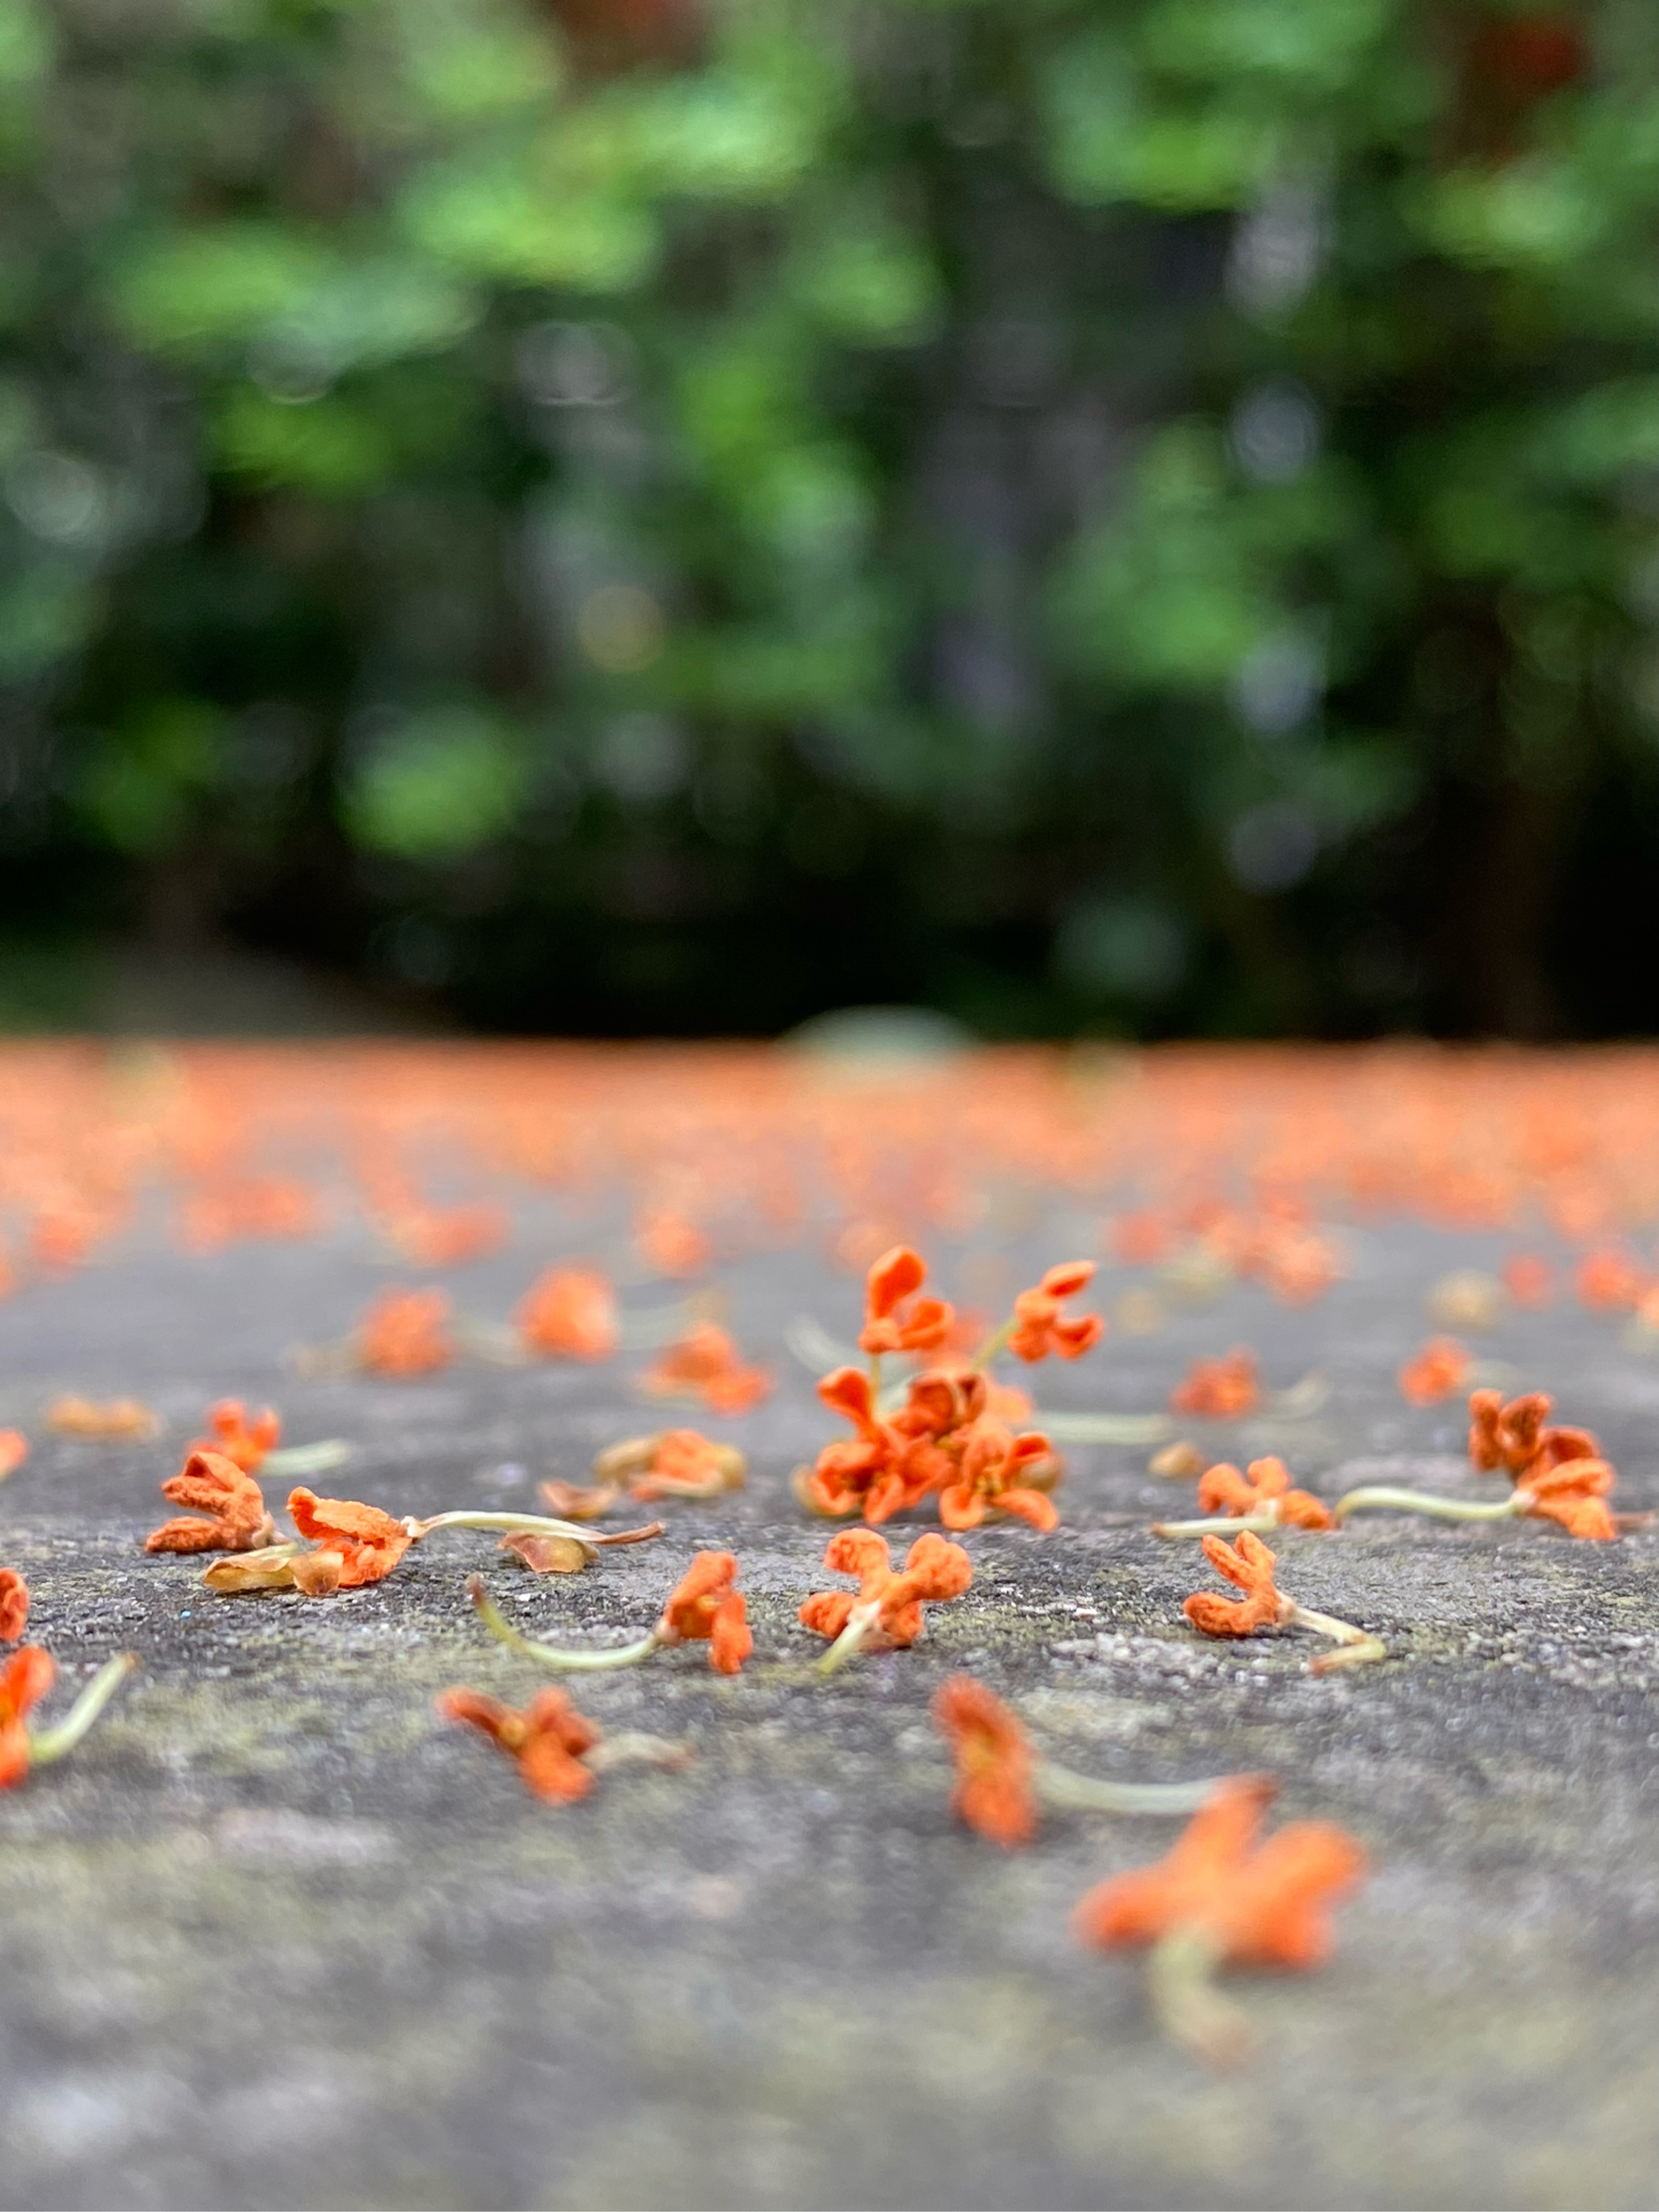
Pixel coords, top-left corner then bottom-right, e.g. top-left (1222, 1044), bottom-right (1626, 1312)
top-left (357, 1287), bottom-right (452, 1377)
top-left (798, 1247), bottom-right (1095, 1529)
top-left (190, 1399), bottom-right (281, 1473)
top-left (1170, 1349), bottom-right (1259, 1419)
top-left (593, 1429), bottom-right (746, 1503)
top-left (45, 1395), bottom-right (161, 1441)
top-left (1396, 1336), bottom-right (1471, 1407)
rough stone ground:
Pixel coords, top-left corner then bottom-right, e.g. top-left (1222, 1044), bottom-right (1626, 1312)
top-left (3, 1200), bottom-right (1659, 2210)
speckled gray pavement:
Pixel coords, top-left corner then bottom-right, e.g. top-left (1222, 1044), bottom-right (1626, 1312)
top-left (3, 1203), bottom-right (1658, 2210)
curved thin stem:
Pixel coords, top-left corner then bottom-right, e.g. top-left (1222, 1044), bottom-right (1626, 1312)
top-left (1038, 1762), bottom-right (1232, 1815)
top-left (1334, 1485), bottom-right (1520, 1527)
top-left (1151, 1512), bottom-right (1282, 1539)
top-left (1289, 1602), bottom-right (1387, 1673)
top-left (1038, 1412), bottom-right (1174, 1445)
top-left (412, 1510), bottom-right (601, 1545)
top-left (262, 1440), bottom-right (352, 1477)
top-left (815, 1602), bottom-right (878, 1679)
top-left (467, 1574), bottom-right (660, 1672)
top-left (1146, 1925), bottom-right (1250, 2068)
top-left (971, 1319), bottom-right (1014, 1368)
top-left (28, 1654), bottom-right (137, 1765)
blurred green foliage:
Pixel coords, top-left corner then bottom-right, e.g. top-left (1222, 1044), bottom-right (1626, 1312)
top-left (2, 0), bottom-right (1658, 1036)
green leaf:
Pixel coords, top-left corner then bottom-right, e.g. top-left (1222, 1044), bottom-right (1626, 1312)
top-left (341, 707), bottom-right (528, 859)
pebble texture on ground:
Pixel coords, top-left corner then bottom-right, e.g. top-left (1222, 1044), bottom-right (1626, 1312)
top-left (3, 1178), bottom-right (1658, 2208)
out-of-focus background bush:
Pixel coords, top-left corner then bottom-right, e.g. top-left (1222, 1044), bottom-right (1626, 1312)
top-left (2, 0), bottom-right (1656, 1038)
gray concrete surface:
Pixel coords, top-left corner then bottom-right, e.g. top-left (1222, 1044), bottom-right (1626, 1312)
top-left (2, 1204), bottom-right (1657, 2210)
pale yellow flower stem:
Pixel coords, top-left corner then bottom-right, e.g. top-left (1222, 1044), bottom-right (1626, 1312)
top-left (971, 1319), bottom-right (1014, 1368)
top-left (815, 1601), bottom-right (881, 1678)
top-left (28, 1654), bottom-right (137, 1766)
top-left (467, 1573), bottom-right (661, 1672)
top-left (1146, 1924), bottom-right (1251, 2067)
top-left (1151, 1512), bottom-right (1282, 1539)
top-left (1334, 1485), bottom-right (1520, 1527)
top-left (262, 1440), bottom-right (352, 1477)
top-left (1289, 1603), bottom-right (1386, 1673)
top-left (1037, 1763), bottom-right (1232, 1815)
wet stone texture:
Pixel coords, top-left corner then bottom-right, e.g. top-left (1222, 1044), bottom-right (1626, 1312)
top-left (2, 1209), bottom-right (1658, 2210)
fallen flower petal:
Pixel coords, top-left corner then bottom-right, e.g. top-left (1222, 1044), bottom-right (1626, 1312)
top-left (0, 1569), bottom-right (28, 1641)
top-left (932, 1675), bottom-right (1038, 1848)
top-left (1184, 1532), bottom-right (1384, 1670)
top-left (803, 1528), bottom-right (972, 1674)
top-left (538, 1480), bottom-right (622, 1521)
top-left (1397, 1338), bottom-right (1471, 1407)
top-left (0, 1430), bottom-right (28, 1480)
top-left (436, 1685), bottom-right (602, 1801)
top-left (45, 1395), bottom-right (161, 1441)
top-left (1073, 1777), bottom-right (1366, 2064)
top-left (1155, 1457), bottom-right (1331, 1538)
top-left (640, 1322), bottom-right (771, 1415)
top-left (1170, 1350), bottom-right (1259, 1420)
top-left (145, 1449), bottom-right (275, 1555)
top-left (1006, 1261), bottom-right (1104, 1364)
top-left (356, 1287), bottom-right (452, 1378)
top-left (859, 1244), bottom-right (955, 1358)
top-left (499, 1531), bottom-right (593, 1574)
top-left (593, 1429), bottom-right (746, 1503)
top-left (287, 1487), bottom-right (413, 1587)
top-left (0, 1645), bottom-right (54, 1787)
top-left (188, 1399), bottom-right (281, 1473)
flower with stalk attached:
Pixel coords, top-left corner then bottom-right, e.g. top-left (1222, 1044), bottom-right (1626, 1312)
top-left (515, 1266), bottom-right (619, 1362)
top-left (202, 1484), bottom-right (664, 1596)
top-left (1154, 1457), bottom-right (1331, 1539)
top-left (859, 1245), bottom-right (954, 1359)
top-left (800, 1528), bottom-right (972, 1675)
top-left (932, 1676), bottom-right (1257, 1850)
top-left (1170, 1350), bottom-right (1259, 1420)
top-left (591, 1429), bottom-right (746, 1503)
top-left (1335, 1388), bottom-right (1642, 1540)
top-left (1073, 1775), bottom-right (1367, 2066)
top-left (1184, 1532), bottom-right (1384, 1673)
top-left (1005, 1262), bottom-right (1103, 1364)
top-left (469, 1548), bottom-right (752, 1675)
top-left (435, 1684), bottom-right (693, 1803)
top-left (0, 1568), bottom-right (28, 1641)
top-left (937, 1418), bottom-right (1062, 1533)
top-left (145, 1449), bottom-right (277, 1555)
top-left (0, 1646), bottom-right (137, 1791)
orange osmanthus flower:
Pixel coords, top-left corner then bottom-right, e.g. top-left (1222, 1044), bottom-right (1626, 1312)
top-left (635, 1208), bottom-right (713, 1279)
top-left (859, 1245), bottom-right (955, 1358)
top-left (45, 1395), bottom-right (161, 1441)
top-left (937, 1417), bottom-right (1061, 1533)
top-left (659, 1550), bottom-right (753, 1674)
top-left (797, 1364), bottom-right (914, 1523)
top-left (435, 1685), bottom-right (602, 1801)
top-left (0, 1646), bottom-right (55, 1788)
top-left (1514, 1457), bottom-right (1620, 1540)
top-left (593, 1428), bottom-right (746, 1503)
top-left (188, 1399), bottom-right (281, 1473)
top-left (1170, 1350), bottom-right (1259, 1420)
top-left (1184, 1531), bottom-right (1383, 1670)
top-left (538, 1479), bottom-right (621, 1521)
top-left (515, 1266), bottom-right (619, 1360)
top-left (145, 1449), bottom-right (276, 1555)
top-left (0, 1569), bottom-right (28, 1641)
top-left (0, 1430), bottom-right (28, 1480)
top-left (357, 1287), bottom-right (452, 1377)
top-left (800, 1527), bottom-right (973, 1671)
top-left (1198, 1457), bottom-right (1331, 1531)
top-left (1576, 1246), bottom-right (1647, 1310)
top-left (288, 1487), bottom-right (414, 1587)
top-left (640, 1322), bottom-right (771, 1416)
top-left (1006, 1261), bottom-right (1103, 1364)
top-left (1073, 1776), bottom-right (1367, 2064)
top-left (1397, 1338), bottom-right (1471, 1407)
top-left (932, 1675), bottom-right (1038, 1848)
top-left (1501, 1252), bottom-right (1553, 1308)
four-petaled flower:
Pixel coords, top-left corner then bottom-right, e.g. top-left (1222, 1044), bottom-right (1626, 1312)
top-left (1007, 1262), bottom-right (1103, 1364)
top-left (515, 1267), bottom-right (619, 1361)
top-left (435, 1685), bottom-right (602, 1801)
top-left (1073, 1775), bottom-right (1366, 2064)
top-left (1467, 1388), bottom-right (1598, 1481)
top-left (357, 1288), bottom-right (452, 1378)
top-left (1397, 1338), bottom-right (1470, 1407)
top-left (1196, 1458), bottom-right (1331, 1532)
top-left (656, 1550), bottom-right (752, 1673)
top-left (859, 1246), bottom-right (955, 1358)
top-left (938, 1418), bottom-right (1061, 1533)
top-left (1183, 1531), bottom-right (1292, 1639)
top-left (0, 1646), bottom-right (54, 1788)
top-left (145, 1449), bottom-right (276, 1555)
top-left (640, 1323), bottom-right (771, 1415)
top-left (932, 1674), bottom-right (1037, 1848)
top-left (187, 1399), bottom-right (280, 1474)
top-left (798, 1365), bottom-right (917, 1523)
top-left (1170, 1350), bottom-right (1260, 1419)
top-left (800, 1528), bottom-right (973, 1669)
top-left (0, 1568), bottom-right (28, 1642)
